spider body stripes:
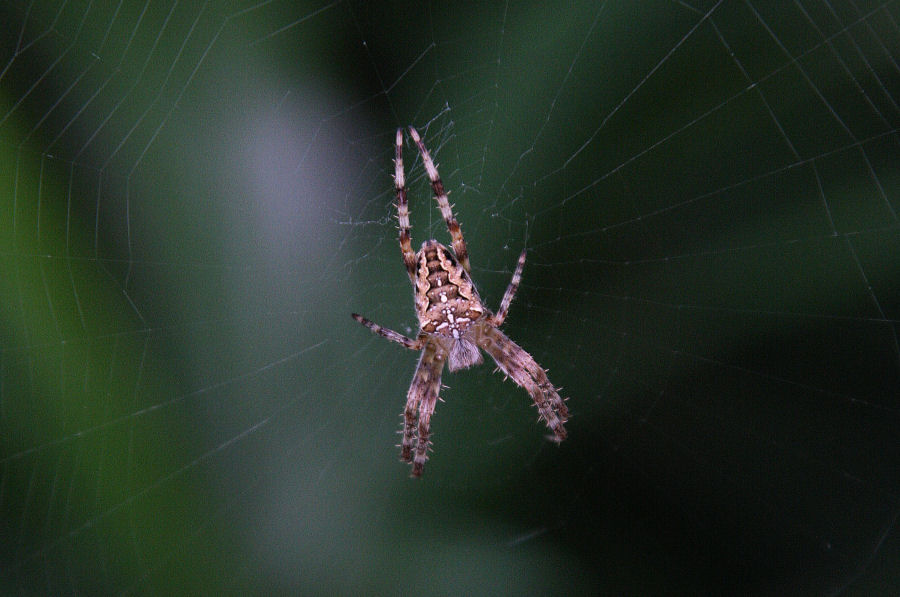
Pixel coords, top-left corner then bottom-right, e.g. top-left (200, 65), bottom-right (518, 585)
top-left (351, 127), bottom-right (568, 477)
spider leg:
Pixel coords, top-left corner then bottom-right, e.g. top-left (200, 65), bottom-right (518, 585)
top-left (401, 354), bottom-right (424, 464)
top-left (407, 126), bottom-right (471, 273)
top-left (403, 341), bottom-right (446, 477)
top-left (395, 128), bottom-right (418, 285)
top-left (351, 313), bottom-right (424, 350)
top-left (477, 325), bottom-right (568, 441)
top-left (491, 249), bottom-right (527, 327)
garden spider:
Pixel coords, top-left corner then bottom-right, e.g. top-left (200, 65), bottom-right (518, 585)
top-left (352, 126), bottom-right (568, 477)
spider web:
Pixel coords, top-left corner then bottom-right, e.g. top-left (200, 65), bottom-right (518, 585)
top-left (2, 0), bottom-right (900, 594)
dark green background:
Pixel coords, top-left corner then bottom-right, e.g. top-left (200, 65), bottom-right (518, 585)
top-left (2, 1), bottom-right (900, 594)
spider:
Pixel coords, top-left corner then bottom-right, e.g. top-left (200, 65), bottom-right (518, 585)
top-left (351, 126), bottom-right (569, 477)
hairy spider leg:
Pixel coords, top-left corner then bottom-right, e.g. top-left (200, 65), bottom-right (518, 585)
top-left (395, 128), bottom-right (417, 284)
top-left (407, 126), bottom-right (471, 273)
top-left (478, 324), bottom-right (569, 442)
top-left (351, 313), bottom-right (424, 350)
top-left (491, 248), bottom-right (527, 327)
top-left (406, 342), bottom-right (445, 477)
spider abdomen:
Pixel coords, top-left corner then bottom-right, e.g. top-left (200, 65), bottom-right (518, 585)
top-left (415, 241), bottom-right (485, 340)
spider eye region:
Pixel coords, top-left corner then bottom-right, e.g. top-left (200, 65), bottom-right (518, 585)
top-left (416, 242), bottom-right (484, 337)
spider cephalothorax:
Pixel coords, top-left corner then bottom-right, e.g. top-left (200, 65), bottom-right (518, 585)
top-left (352, 126), bottom-right (568, 477)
